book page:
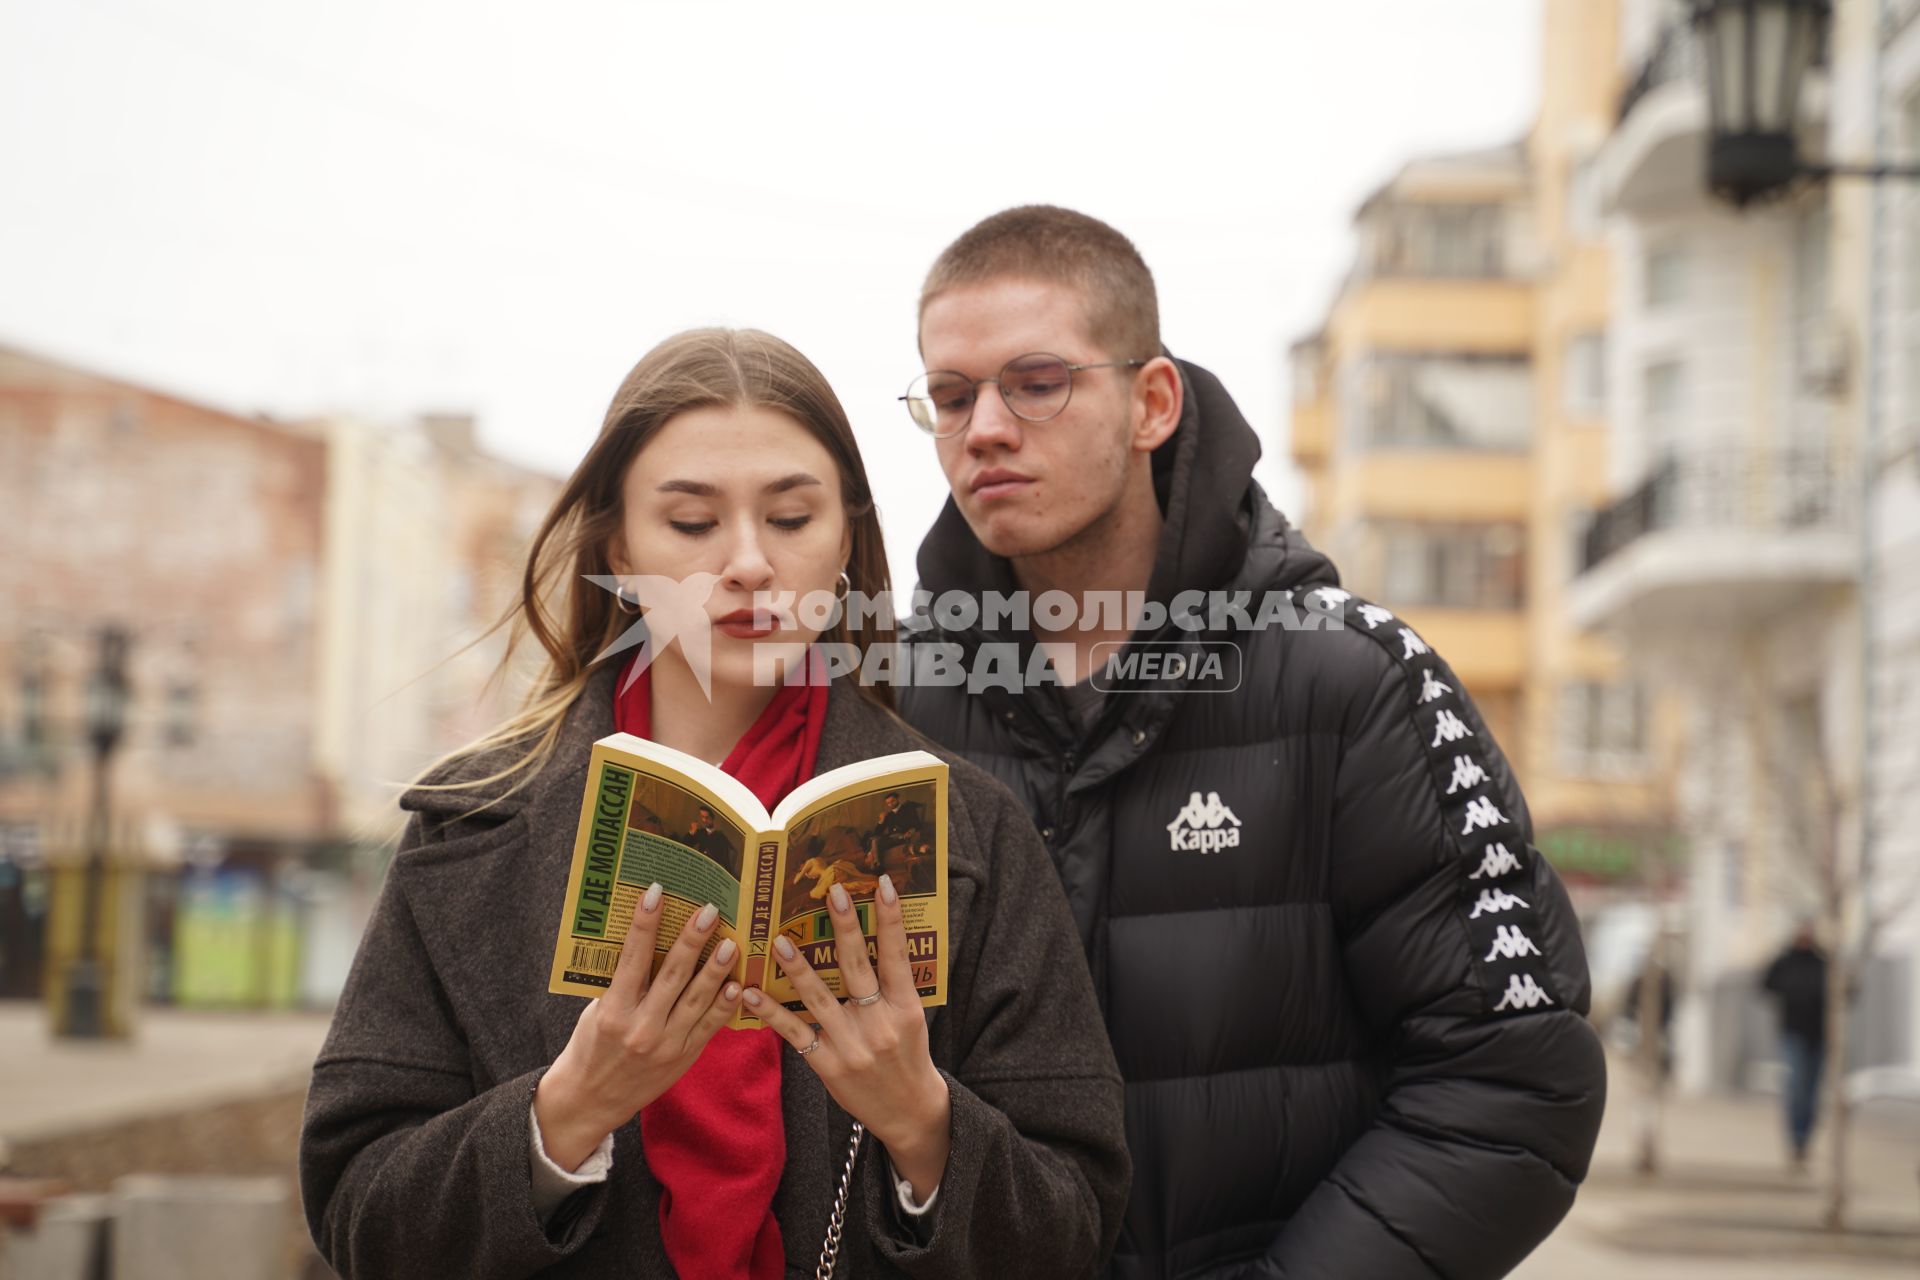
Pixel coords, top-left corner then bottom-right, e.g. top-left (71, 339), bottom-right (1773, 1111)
top-left (548, 738), bottom-right (766, 999)
top-left (762, 756), bottom-right (949, 1020)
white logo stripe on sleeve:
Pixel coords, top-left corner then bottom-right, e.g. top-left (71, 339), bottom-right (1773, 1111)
top-left (1330, 593), bottom-right (1562, 1017)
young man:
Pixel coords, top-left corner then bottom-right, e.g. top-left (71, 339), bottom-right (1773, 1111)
top-left (896, 206), bottom-right (1606, 1280)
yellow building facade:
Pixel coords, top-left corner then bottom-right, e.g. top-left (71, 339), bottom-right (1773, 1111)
top-left (1289, 0), bottom-right (1670, 893)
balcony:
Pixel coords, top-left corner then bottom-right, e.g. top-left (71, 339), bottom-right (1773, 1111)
top-left (1600, 21), bottom-right (1827, 218)
top-left (1568, 447), bottom-right (1855, 637)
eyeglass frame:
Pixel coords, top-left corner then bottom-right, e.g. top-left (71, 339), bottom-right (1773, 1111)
top-left (899, 353), bottom-right (1150, 438)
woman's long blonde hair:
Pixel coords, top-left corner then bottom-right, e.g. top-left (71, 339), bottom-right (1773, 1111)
top-left (421, 328), bottom-right (895, 801)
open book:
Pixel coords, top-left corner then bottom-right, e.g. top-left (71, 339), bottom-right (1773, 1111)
top-left (548, 733), bottom-right (950, 1027)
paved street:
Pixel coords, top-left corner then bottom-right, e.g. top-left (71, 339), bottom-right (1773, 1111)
top-left (0, 1003), bottom-right (331, 1148)
top-left (3, 1009), bottom-right (1917, 1277)
top-left (1517, 1059), bottom-right (1920, 1277)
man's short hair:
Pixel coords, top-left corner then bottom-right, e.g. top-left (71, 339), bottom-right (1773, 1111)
top-left (920, 206), bottom-right (1160, 362)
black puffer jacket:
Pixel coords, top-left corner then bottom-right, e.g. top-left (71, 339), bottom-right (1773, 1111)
top-left (898, 358), bottom-right (1606, 1280)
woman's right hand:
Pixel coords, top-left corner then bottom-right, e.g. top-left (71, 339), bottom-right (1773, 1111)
top-left (532, 883), bottom-right (742, 1171)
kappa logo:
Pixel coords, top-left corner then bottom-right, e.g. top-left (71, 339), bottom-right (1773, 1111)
top-left (1468, 887), bottom-right (1529, 919)
top-left (1166, 790), bottom-right (1242, 854)
top-left (1493, 972), bottom-right (1555, 1012)
top-left (1484, 925), bottom-right (1542, 962)
top-left (1469, 842), bottom-right (1523, 881)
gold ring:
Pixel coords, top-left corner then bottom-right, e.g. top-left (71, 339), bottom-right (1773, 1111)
top-left (798, 1032), bottom-right (822, 1056)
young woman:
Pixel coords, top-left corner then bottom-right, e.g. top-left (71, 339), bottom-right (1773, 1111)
top-left (298, 329), bottom-right (1128, 1279)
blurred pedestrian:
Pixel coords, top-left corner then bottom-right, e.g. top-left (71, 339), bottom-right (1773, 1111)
top-left (1762, 922), bottom-right (1829, 1169)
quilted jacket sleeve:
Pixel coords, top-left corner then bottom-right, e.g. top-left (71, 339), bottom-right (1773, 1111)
top-left (1251, 621), bottom-right (1607, 1280)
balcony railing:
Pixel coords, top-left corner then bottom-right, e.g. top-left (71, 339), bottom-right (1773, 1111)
top-left (1618, 21), bottom-right (1704, 125)
top-left (1579, 447), bottom-right (1845, 576)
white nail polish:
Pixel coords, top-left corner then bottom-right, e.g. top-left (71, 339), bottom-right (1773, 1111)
top-left (695, 902), bottom-right (718, 931)
top-left (643, 883), bottom-right (663, 913)
top-left (715, 938), bottom-right (737, 965)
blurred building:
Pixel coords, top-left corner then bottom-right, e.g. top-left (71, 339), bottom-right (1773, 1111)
top-left (1288, 141), bottom-right (1536, 754)
top-left (1524, 0), bottom-right (1682, 1001)
top-left (1292, 0), bottom-right (1920, 1100)
top-left (1287, 75), bottom-right (1672, 878)
top-left (1565, 0), bottom-right (1917, 1094)
top-left (0, 344), bottom-right (559, 1013)
top-left (1865, 0), bottom-right (1920, 1099)
top-left (1287, 0), bottom-right (1688, 1040)
top-left (0, 346), bottom-right (330, 1011)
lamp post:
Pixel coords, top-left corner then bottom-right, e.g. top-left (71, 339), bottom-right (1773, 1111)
top-left (60, 626), bottom-right (131, 1039)
top-left (1692, 0), bottom-right (1920, 205)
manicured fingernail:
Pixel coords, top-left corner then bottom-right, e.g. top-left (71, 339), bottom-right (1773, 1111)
top-left (829, 884), bottom-right (851, 913)
top-left (879, 875), bottom-right (898, 905)
top-left (714, 938), bottom-right (737, 965)
top-left (643, 883), bottom-right (662, 913)
top-left (774, 935), bottom-right (797, 961)
top-left (724, 982), bottom-right (741, 1001)
top-left (742, 988), bottom-right (763, 1007)
top-left (695, 903), bottom-right (718, 931)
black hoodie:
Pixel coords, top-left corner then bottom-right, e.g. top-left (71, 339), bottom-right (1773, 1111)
top-left (900, 359), bottom-right (1605, 1280)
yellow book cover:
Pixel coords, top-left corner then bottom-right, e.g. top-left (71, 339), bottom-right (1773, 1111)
top-left (548, 733), bottom-right (949, 1027)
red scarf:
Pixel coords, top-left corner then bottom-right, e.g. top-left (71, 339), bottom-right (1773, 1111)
top-left (614, 652), bottom-right (829, 1280)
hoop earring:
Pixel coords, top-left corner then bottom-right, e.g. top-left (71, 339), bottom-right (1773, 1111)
top-left (615, 583), bottom-right (641, 616)
top-left (833, 570), bottom-right (852, 602)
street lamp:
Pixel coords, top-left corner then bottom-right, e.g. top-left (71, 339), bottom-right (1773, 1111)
top-left (60, 625), bottom-right (132, 1039)
top-left (1693, 0), bottom-right (1920, 204)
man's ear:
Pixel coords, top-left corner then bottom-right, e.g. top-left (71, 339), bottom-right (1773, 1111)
top-left (1131, 356), bottom-right (1183, 454)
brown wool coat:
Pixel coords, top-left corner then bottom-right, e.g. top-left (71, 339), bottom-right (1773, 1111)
top-left (298, 664), bottom-right (1129, 1279)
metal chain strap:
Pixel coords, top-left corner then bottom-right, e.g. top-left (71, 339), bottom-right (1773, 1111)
top-left (814, 1119), bottom-right (865, 1280)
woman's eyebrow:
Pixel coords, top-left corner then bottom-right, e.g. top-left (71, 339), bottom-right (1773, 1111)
top-left (654, 474), bottom-right (821, 497)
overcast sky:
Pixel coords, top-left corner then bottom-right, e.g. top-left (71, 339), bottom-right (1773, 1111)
top-left (1, 0), bottom-right (1541, 590)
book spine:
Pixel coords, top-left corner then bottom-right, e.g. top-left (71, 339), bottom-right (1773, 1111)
top-left (742, 836), bottom-right (782, 1004)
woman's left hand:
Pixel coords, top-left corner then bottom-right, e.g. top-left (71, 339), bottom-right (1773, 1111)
top-left (744, 874), bottom-right (951, 1201)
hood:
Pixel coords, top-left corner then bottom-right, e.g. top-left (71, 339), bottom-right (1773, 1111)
top-left (914, 353), bottom-right (1336, 621)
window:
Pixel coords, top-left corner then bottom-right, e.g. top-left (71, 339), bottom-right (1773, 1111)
top-left (1558, 681), bottom-right (1650, 776)
top-left (1365, 203), bottom-right (1508, 278)
top-left (1563, 331), bottom-right (1608, 417)
top-left (1350, 354), bottom-right (1532, 451)
top-left (164, 680), bottom-right (198, 749)
top-left (1644, 359), bottom-right (1686, 460)
top-left (1380, 522), bottom-right (1526, 610)
top-left (18, 667), bottom-right (46, 751)
top-left (1646, 243), bottom-right (1689, 307)
top-left (1289, 340), bottom-right (1324, 404)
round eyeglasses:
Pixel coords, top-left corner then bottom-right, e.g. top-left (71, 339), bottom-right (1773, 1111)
top-left (901, 353), bottom-right (1148, 439)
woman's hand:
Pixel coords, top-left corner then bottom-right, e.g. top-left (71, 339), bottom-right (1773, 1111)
top-left (744, 875), bottom-right (952, 1200)
top-left (533, 884), bottom-right (742, 1171)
